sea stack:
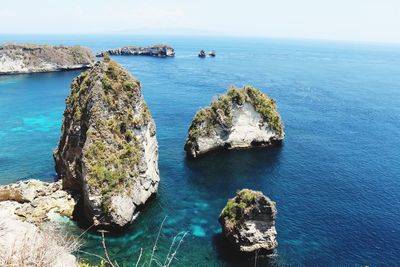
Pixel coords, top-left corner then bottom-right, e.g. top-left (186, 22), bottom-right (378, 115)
top-left (54, 56), bottom-right (159, 228)
top-left (0, 44), bottom-right (95, 75)
top-left (184, 86), bottom-right (284, 158)
top-left (219, 189), bottom-right (278, 253)
top-left (198, 49), bottom-right (206, 58)
top-left (96, 44), bottom-right (175, 57)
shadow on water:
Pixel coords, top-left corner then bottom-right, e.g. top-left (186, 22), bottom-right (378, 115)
top-left (184, 144), bottom-right (283, 192)
top-left (213, 234), bottom-right (280, 267)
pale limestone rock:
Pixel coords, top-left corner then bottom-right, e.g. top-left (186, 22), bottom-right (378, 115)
top-left (185, 86), bottom-right (284, 158)
top-left (96, 44), bottom-right (175, 57)
top-left (0, 179), bottom-right (77, 224)
top-left (54, 57), bottom-right (159, 228)
top-left (0, 44), bottom-right (95, 75)
top-left (219, 189), bottom-right (278, 253)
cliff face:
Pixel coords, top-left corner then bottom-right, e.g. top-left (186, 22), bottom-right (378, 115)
top-left (185, 86), bottom-right (284, 158)
top-left (96, 44), bottom-right (175, 57)
top-left (0, 44), bottom-right (95, 75)
top-left (219, 189), bottom-right (278, 253)
top-left (54, 56), bottom-right (159, 228)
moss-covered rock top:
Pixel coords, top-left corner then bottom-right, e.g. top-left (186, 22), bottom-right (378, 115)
top-left (188, 86), bottom-right (283, 140)
top-left (220, 189), bottom-right (275, 225)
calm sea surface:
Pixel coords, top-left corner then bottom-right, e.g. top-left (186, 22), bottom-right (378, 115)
top-left (0, 35), bottom-right (399, 266)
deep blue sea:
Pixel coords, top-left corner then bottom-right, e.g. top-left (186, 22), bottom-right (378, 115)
top-left (0, 35), bottom-right (399, 266)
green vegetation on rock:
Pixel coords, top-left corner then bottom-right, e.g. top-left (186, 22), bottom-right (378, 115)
top-left (186, 86), bottom-right (284, 147)
top-left (221, 189), bottom-right (264, 224)
top-left (64, 58), bottom-right (150, 214)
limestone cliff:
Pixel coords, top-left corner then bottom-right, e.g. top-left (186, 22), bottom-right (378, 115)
top-left (54, 56), bottom-right (159, 228)
top-left (96, 44), bottom-right (175, 57)
top-left (0, 44), bottom-right (95, 75)
top-left (185, 86), bottom-right (284, 158)
top-left (219, 189), bottom-right (278, 253)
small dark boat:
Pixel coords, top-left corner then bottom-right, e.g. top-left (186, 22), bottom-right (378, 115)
top-left (209, 50), bottom-right (216, 57)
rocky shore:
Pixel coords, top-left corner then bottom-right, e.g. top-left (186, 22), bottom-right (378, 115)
top-left (219, 189), bottom-right (278, 253)
top-left (96, 44), bottom-right (175, 57)
top-left (54, 55), bottom-right (159, 228)
top-left (185, 86), bottom-right (284, 158)
top-left (0, 179), bottom-right (77, 223)
top-left (0, 179), bottom-right (78, 266)
top-left (0, 44), bottom-right (95, 75)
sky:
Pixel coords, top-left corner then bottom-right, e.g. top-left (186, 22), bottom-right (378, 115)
top-left (0, 0), bottom-right (399, 43)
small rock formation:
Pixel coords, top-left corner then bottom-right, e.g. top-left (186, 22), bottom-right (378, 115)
top-left (219, 189), bottom-right (278, 253)
top-left (0, 215), bottom-right (77, 266)
top-left (184, 86), bottom-right (284, 158)
top-left (198, 49), bottom-right (206, 58)
top-left (0, 179), bottom-right (77, 224)
top-left (96, 44), bottom-right (175, 57)
top-left (209, 50), bottom-right (216, 57)
top-left (0, 43), bottom-right (95, 75)
top-left (54, 56), bottom-right (159, 228)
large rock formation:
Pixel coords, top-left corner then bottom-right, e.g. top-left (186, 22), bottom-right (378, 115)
top-left (96, 44), bottom-right (175, 57)
top-left (0, 179), bottom-right (77, 224)
top-left (54, 56), bottom-right (159, 228)
top-left (184, 86), bottom-right (284, 158)
top-left (219, 189), bottom-right (278, 253)
top-left (0, 44), bottom-right (95, 75)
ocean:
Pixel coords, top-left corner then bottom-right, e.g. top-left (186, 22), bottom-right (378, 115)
top-left (0, 35), bottom-right (399, 266)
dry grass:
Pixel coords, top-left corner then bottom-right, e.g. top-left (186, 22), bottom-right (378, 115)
top-left (0, 221), bottom-right (81, 267)
top-left (78, 217), bottom-right (188, 267)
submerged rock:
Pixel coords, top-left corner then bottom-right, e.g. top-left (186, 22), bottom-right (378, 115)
top-left (219, 189), bottom-right (278, 253)
top-left (0, 43), bottom-right (95, 75)
top-left (198, 49), bottom-right (207, 58)
top-left (184, 86), bottom-right (284, 158)
top-left (96, 44), bottom-right (175, 57)
top-left (0, 179), bottom-right (77, 224)
top-left (54, 56), bottom-right (159, 228)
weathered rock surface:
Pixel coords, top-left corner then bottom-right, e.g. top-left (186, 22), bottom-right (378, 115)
top-left (198, 49), bottom-right (206, 58)
top-left (96, 44), bottom-right (175, 57)
top-left (0, 44), bottom-right (95, 75)
top-left (0, 215), bottom-right (77, 267)
top-left (219, 189), bottom-right (278, 253)
top-left (54, 56), bottom-right (159, 228)
top-left (185, 86), bottom-right (284, 158)
top-left (0, 179), bottom-right (77, 224)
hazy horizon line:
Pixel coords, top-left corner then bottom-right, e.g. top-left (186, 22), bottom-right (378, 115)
top-left (1, 33), bottom-right (400, 47)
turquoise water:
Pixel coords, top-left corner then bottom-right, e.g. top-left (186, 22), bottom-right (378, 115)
top-left (1, 35), bottom-right (400, 266)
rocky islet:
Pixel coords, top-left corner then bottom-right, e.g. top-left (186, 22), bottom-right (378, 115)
top-left (185, 86), bottom-right (284, 158)
top-left (0, 43), bottom-right (95, 75)
top-left (96, 44), bottom-right (175, 57)
top-left (219, 189), bottom-right (278, 253)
